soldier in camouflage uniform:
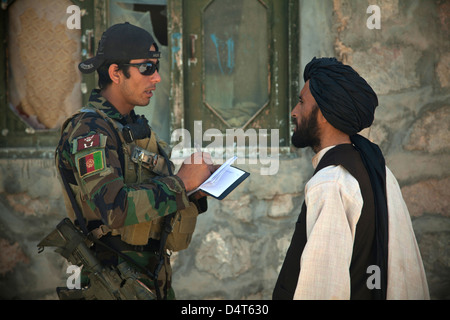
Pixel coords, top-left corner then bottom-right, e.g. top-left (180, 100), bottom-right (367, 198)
top-left (56, 22), bottom-right (217, 299)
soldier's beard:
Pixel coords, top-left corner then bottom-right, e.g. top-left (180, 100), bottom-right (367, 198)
top-left (291, 106), bottom-right (321, 152)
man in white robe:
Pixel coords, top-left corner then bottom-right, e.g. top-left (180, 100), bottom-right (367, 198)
top-left (273, 57), bottom-right (429, 300)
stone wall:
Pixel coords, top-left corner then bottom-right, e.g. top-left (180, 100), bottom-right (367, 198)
top-left (0, 156), bottom-right (68, 299)
top-left (331, 0), bottom-right (450, 299)
top-left (0, 0), bottom-right (449, 299)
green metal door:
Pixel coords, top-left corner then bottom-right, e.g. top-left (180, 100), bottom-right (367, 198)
top-left (182, 0), bottom-right (298, 147)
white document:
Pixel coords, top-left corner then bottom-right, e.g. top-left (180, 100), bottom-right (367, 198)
top-left (187, 156), bottom-right (249, 199)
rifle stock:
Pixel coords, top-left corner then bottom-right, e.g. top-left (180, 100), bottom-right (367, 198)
top-left (38, 218), bottom-right (156, 300)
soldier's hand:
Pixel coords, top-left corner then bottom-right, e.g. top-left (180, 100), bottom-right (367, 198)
top-left (176, 152), bottom-right (219, 192)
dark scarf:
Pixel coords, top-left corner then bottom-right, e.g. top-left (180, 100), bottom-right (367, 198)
top-left (350, 134), bottom-right (388, 299)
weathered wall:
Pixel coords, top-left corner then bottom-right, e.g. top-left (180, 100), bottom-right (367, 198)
top-left (0, 0), bottom-right (449, 299)
top-left (0, 156), bottom-right (67, 299)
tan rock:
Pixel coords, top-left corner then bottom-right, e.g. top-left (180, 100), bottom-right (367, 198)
top-left (401, 177), bottom-right (450, 217)
top-left (405, 106), bottom-right (450, 154)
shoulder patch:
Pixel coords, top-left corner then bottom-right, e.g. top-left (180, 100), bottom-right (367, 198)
top-left (76, 133), bottom-right (100, 151)
top-left (78, 150), bottom-right (105, 177)
top-left (71, 133), bottom-right (107, 154)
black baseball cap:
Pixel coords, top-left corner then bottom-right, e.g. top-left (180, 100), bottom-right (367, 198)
top-left (78, 22), bottom-right (160, 74)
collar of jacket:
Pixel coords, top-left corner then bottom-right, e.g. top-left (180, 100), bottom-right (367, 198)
top-left (87, 89), bottom-right (137, 125)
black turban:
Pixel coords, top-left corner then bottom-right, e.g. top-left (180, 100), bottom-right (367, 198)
top-left (303, 57), bottom-right (378, 136)
top-left (304, 57), bottom-right (388, 300)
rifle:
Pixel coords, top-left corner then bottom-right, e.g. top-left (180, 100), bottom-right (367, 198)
top-left (37, 218), bottom-right (156, 300)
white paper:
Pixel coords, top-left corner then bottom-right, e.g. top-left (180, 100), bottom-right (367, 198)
top-left (200, 166), bottom-right (246, 197)
top-left (187, 156), bottom-right (245, 197)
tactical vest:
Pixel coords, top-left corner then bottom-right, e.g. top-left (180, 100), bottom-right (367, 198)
top-left (60, 107), bottom-right (198, 252)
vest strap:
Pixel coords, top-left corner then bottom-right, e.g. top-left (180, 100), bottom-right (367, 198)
top-left (91, 224), bottom-right (112, 239)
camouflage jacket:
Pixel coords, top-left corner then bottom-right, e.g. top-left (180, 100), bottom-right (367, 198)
top-left (56, 89), bottom-right (206, 231)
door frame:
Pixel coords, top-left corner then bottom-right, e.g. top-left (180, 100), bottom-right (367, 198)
top-left (168, 0), bottom-right (299, 150)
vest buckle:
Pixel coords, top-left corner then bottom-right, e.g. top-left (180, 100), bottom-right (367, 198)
top-left (131, 146), bottom-right (159, 169)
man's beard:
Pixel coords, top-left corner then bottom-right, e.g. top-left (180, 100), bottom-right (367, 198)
top-left (291, 106), bottom-right (321, 151)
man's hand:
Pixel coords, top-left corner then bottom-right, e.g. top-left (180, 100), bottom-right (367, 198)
top-left (176, 152), bottom-right (220, 192)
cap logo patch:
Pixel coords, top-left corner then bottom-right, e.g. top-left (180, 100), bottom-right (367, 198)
top-left (149, 51), bottom-right (161, 59)
top-left (79, 63), bottom-right (94, 70)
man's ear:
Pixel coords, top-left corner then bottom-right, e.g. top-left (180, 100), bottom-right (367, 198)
top-left (316, 106), bottom-right (328, 125)
top-left (108, 64), bottom-right (121, 84)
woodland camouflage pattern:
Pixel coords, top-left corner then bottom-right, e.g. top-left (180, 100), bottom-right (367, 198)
top-left (56, 89), bottom-right (190, 229)
top-left (56, 89), bottom-right (203, 299)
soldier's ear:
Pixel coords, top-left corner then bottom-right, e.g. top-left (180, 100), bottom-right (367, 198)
top-left (108, 64), bottom-right (121, 85)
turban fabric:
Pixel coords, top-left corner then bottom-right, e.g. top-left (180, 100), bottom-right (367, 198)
top-left (304, 57), bottom-right (388, 300)
top-left (303, 57), bottom-right (378, 136)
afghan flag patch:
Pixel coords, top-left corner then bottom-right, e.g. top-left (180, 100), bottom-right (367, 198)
top-left (78, 150), bottom-right (104, 177)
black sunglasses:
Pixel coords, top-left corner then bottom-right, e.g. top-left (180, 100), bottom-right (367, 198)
top-left (123, 61), bottom-right (159, 76)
